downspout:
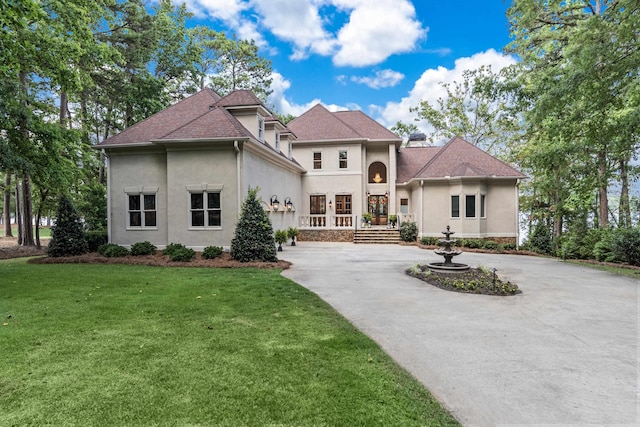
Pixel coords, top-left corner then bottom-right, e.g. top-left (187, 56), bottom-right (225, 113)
top-left (419, 179), bottom-right (424, 238)
top-left (105, 149), bottom-right (112, 243)
top-left (516, 179), bottom-right (520, 250)
top-left (234, 141), bottom-right (241, 213)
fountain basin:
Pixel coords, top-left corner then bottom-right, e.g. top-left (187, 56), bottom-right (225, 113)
top-left (426, 262), bottom-right (471, 272)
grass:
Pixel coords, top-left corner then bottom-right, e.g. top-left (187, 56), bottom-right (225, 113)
top-left (0, 225), bottom-right (51, 238)
top-left (566, 260), bottom-right (640, 279)
top-left (0, 259), bottom-right (459, 426)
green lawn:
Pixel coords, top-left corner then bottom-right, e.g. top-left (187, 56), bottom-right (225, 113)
top-left (0, 259), bottom-right (458, 426)
top-left (0, 225), bottom-right (51, 238)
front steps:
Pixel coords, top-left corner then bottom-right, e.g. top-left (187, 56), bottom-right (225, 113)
top-left (354, 229), bottom-right (400, 244)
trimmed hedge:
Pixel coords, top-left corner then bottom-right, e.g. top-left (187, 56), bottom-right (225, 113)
top-left (169, 246), bottom-right (195, 262)
top-left (98, 243), bottom-right (129, 258)
top-left (85, 230), bottom-right (108, 252)
top-left (131, 241), bottom-right (157, 256)
top-left (202, 246), bottom-right (223, 259)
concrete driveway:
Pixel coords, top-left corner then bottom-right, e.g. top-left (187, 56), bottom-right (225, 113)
top-left (280, 242), bottom-right (638, 427)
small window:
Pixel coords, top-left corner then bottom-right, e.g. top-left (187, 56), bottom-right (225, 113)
top-left (313, 152), bottom-right (322, 169)
top-left (400, 198), bottom-right (409, 214)
top-left (190, 191), bottom-right (221, 227)
top-left (480, 195), bottom-right (486, 218)
top-left (335, 195), bottom-right (352, 214)
top-left (451, 195), bottom-right (460, 218)
top-left (258, 115), bottom-right (265, 141)
top-left (465, 195), bottom-right (476, 218)
top-left (339, 150), bottom-right (348, 169)
top-left (128, 193), bottom-right (156, 228)
top-left (310, 195), bottom-right (326, 214)
top-left (287, 142), bottom-right (292, 159)
top-left (275, 131), bottom-right (280, 152)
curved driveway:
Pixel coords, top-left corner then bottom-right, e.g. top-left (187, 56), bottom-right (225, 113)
top-left (281, 242), bottom-right (638, 426)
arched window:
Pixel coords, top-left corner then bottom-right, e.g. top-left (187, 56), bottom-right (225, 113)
top-left (368, 162), bottom-right (387, 183)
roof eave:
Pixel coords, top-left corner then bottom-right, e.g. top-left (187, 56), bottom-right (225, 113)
top-left (151, 136), bottom-right (251, 145)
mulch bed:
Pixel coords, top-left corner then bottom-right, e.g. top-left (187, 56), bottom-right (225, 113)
top-left (406, 265), bottom-right (522, 296)
top-left (28, 251), bottom-right (291, 269)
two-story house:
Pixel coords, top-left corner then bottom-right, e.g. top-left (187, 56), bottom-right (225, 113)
top-left (98, 89), bottom-right (525, 249)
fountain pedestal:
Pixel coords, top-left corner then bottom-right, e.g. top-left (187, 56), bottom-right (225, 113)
top-left (426, 226), bottom-right (470, 272)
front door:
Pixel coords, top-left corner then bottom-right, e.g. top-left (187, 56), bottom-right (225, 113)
top-left (368, 194), bottom-right (388, 225)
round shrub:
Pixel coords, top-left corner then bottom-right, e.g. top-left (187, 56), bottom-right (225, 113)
top-left (399, 221), bottom-right (418, 242)
top-left (98, 243), bottom-right (129, 258)
top-left (502, 242), bottom-right (517, 251)
top-left (163, 243), bottom-right (186, 257)
top-left (85, 230), bottom-right (108, 252)
top-left (130, 241), bottom-right (157, 256)
top-left (169, 246), bottom-right (195, 262)
top-left (202, 245), bottom-right (223, 259)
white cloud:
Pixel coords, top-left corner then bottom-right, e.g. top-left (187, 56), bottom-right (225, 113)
top-left (268, 71), bottom-right (352, 116)
top-left (371, 49), bottom-right (517, 138)
top-left (351, 69), bottom-right (404, 89)
top-left (184, 0), bottom-right (425, 67)
top-left (332, 0), bottom-right (426, 66)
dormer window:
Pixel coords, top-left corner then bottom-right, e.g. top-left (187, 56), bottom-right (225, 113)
top-left (258, 115), bottom-right (265, 142)
top-left (275, 131), bottom-right (280, 152)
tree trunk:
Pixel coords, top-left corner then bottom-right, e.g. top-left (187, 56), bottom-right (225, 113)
top-left (597, 151), bottom-right (608, 229)
top-left (15, 174), bottom-right (23, 245)
top-left (59, 90), bottom-right (68, 128)
top-left (34, 189), bottom-right (47, 250)
top-left (21, 173), bottom-right (35, 246)
top-left (619, 157), bottom-right (631, 228)
top-left (3, 173), bottom-right (13, 237)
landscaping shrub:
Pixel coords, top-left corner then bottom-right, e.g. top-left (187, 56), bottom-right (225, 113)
top-left (483, 240), bottom-right (500, 250)
top-left (502, 242), bottom-right (517, 251)
top-left (287, 227), bottom-right (299, 245)
top-left (274, 230), bottom-right (288, 251)
top-left (529, 221), bottom-right (552, 255)
top-left (130, 241), bottom-right (157, 256)
top-left (169, 246), bottom-right (195, 262)
top-left (202, 245), bottom-right (223, 259)
top-left (611, 228), bottom-right (640, 266)
top-left (399, 221), bottom-right (418, 242)
top-left (230, 187), bottom-right (277, 262)
top-left (420, 236), bottom-right (439, 245)
top-left (463, 238), bottom-right (483, 249)
top-left (163, 243), bottom-right (186, 257)
top-left (47, 194), bottom-right (89, 257)
top-left (98, 243), bottom-right (129, 258)
top-left (85, 230), bottom-right (108, 252)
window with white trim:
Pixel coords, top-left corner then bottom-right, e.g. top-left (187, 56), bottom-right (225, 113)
top-left (400, 198), bottom-right (409, 214)
top-left (480, 194), bottom-right (486, 218)
top-left (275, 131), bottom-right (280, 152)
top-left (465, 195), bottom-right (476, 218)
top-left (451, 195), bottom-right (460, 218)
top-left (127, 192), bottom-right (157, 228)
top-left (190, 191), bottom-right (221, 227)
top-left (338, 150), bottom-right (348, 169)
top-left (313, 151), bottom-right (322, 169)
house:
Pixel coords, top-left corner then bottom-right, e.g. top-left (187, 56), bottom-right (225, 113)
top-left (98, 89), bottom-right (525, 249)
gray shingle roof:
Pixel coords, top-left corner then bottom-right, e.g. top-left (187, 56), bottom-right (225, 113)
top-left (97, 89), bottom-right (222, 146)
top-left (397, 137), bottom-right (526, 182)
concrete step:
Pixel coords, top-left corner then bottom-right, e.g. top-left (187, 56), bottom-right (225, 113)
top-left (354, 229), bottom-right (400, 244)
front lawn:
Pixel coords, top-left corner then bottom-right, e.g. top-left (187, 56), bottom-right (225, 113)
top-left (0, 260), bottom-right (458, 426)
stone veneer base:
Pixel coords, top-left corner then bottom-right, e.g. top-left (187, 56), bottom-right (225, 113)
top-left (298, 230), bottom-right (355, 242)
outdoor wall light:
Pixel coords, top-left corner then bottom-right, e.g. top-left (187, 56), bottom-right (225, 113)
top-left (329, 200), bottom-right (333, 210)
top-left (284, 197), bottom-right (294, 212)
top-left (270, 195), bottom-right (280, 212)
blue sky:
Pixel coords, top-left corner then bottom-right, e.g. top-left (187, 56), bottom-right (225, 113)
top-left (183, 0), bottom-right (517, 133)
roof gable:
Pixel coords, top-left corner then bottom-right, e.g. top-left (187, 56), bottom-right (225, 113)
top-left (398, 137), bottom-right (525, 181)
top-left (160, 106), bottom-right (253, 140)
top-left (288, 104), bottom-right (362, 141)
top-left (333, 110), bottom-right (401, 140)
top-left (98, 89), bottom-right (221, 146)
